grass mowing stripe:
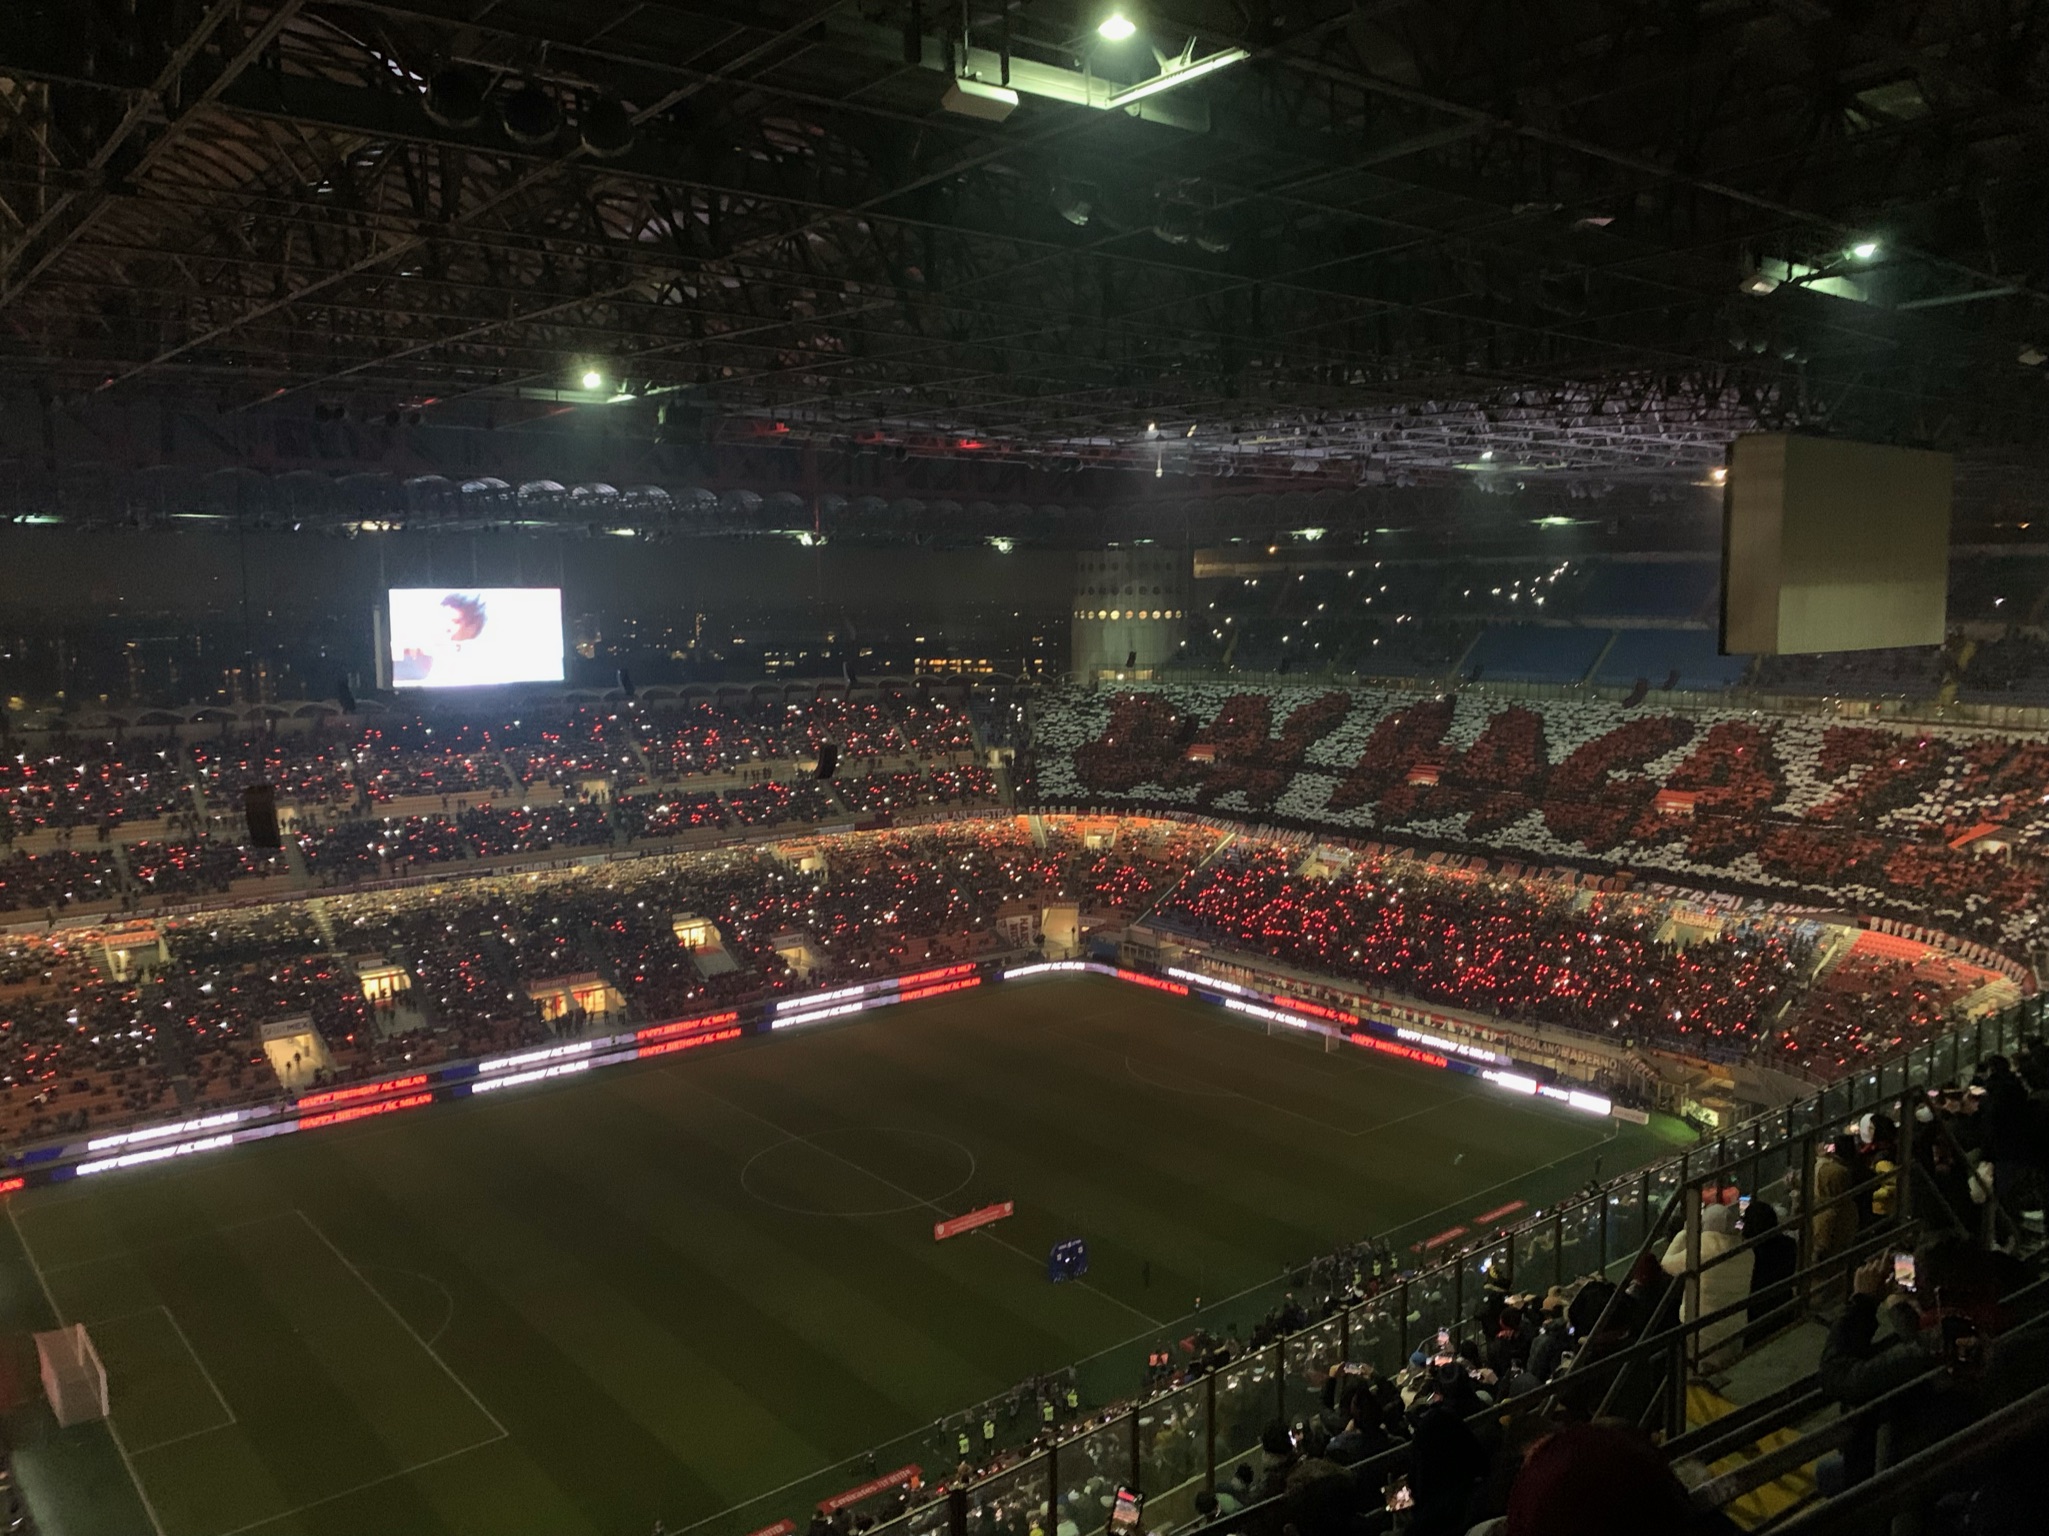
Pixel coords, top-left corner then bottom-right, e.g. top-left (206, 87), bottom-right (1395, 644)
top-left (5, 977), bottom-right (1690, 1536)
top-left (282, 1126), bottom-right (720, 1536)
top-left (599, 1075), bottom-right (1096, 1377)
top-left (28, 1174), bottom-right (472, 1536)
top-left (454, 1080), bottom-right (1077, 1485)
top-left (360, 1089), bottom-right (944, 1499)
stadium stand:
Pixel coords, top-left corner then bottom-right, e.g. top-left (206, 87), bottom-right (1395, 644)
top-left (1460, 624), bottom-right (1612, 684)
top-left (1033, 682), bottom-right (2049, 953)
top-left (0, 817), bottom-right (1216, 1140)
top-left (1575, 558), bottom-right (1720, 622)
top-left (5, 677), bottom-right (2045, 1536)
top-left (1592, 628), bottom-right (1751, 691)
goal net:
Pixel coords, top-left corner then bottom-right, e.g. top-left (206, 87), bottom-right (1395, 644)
top-left (36, 1324), bottom-right (109, 1427)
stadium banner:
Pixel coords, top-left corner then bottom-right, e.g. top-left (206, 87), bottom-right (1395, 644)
top-left (1160, 947), bottom-right (1622, 1116)
top-left (934, 1200), bottom-right (1015, 1241)
top-left (819, 1465), bottom-right (921, 1513)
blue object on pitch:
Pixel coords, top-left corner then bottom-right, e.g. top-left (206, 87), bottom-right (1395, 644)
top-left (1048, 1238), bottom-right (1090, 1282)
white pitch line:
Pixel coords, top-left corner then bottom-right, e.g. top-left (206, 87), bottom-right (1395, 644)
top-left (206, 1432), bottom-right (509, 1536)
top-left (7, 1201), bottom-right (170, 1536)
top-left (157, 1303), bottom-right (239, 1432)
top-left (291, 1209), bottom-right (509, 1441)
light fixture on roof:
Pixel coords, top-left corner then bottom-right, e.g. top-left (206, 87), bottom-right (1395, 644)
top-left (1104, 42), bottom-right (1251, 107)
top-left (581, 369), bottom-right (604, 391)
top-left (1850, 240), bottom-right (1879, 260)
top-left (422, 67), bottom-right (488, 130)
top-left (1098, 9), bottom-right (1138, 40)
top-left (579, 94), bottom-right (637, 158)
top-left (500, 82), bottom-right (561, 147)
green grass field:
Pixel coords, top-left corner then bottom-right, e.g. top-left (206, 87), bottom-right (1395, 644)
top-left (0, 976), bottom-right (1678, 1536)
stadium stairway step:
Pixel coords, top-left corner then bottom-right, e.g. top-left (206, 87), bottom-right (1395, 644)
top-left (1584, 628), bottom-right (1621, 684)
top-left (1709, 1318), bottom-right (1828, 1408)
top-left (304, 896), bottom-right (339, 949)
top-left (282, 831), bottom-right (315, 887)
top-left (1682, 1379), bottom-right (1819, 1529)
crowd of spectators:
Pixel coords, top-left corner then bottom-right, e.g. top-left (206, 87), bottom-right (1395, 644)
top-left (631, 691), bottom-right (980, 779)
top-left (1774, 936), bottom-right (1992, 1071)
top-left (725, 778), bottom-right (843, 827)
top-left (191, 731), bottom-right (356, 808)
top-left (0, 735), bottom-right (192, 835)
top-left (125, 837), bottom-right (289, 898)
top-left (0, 848), bottom-right (126, 916)
top-left (299, 815), bottom-right (470, 883)
top-left (6, 691), bottom-right (985, 844)
top-left (1151, 846), bottom-right (1841, 1063)
top-left (615, 790), bottom-right (729, 840)
top-left (1036, 681), bottom-right (2049, 949)
top-left (455, 801), bottom-right (615, 858)
top-left (2, 805), bottom-right (2014, 1127)
top-left (0, 818), bottom-right (1216, 1129)
top-left (494, 707), bottom-right (647, 791)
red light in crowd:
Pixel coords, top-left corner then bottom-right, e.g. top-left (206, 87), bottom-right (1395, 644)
top-left (1115, 969), bottom-right (1190, 996)
top-left (898, 963), bottom-right (977, 988)
top-left (636, 1009), bottom-right (741, 1044)
top-left (1349, 1032), bottom-right (1448, 1069)
top-left (1275, 996), bottom-right (1357, 1025)
top-left (899, 977), bottom-right (981, 1004)
top-left (297, 1073), bottom-right (428, 1111)
top-left (0, 1177), bottom-right (23, 1196)
top-left (300, 1091), bottom-right (434, 1132)
top-left (638, 1026), bottom-right (744, 1059)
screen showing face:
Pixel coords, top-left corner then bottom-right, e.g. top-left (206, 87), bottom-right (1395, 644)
top-left (387, 588), bottom-right (565, 688)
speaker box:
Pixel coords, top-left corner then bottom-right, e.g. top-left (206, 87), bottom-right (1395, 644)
top-left (814, 743), bottom-right (839, 779)
top-left (243, 784), bottom-right (281, 849)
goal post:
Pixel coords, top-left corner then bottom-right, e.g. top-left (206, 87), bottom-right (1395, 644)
top-left (36, 1324), bottom-right (110, 1427)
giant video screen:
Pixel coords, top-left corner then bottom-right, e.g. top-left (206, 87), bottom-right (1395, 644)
top-left (387, 588), bottom-right (566, 688)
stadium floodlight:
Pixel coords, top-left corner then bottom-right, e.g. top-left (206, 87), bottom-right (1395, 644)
top-left (1104, 47), bottom-right (1250, 107)
top-left (1851, 240), bottom-right (1879, 260)
top-left (581, 368), bottom-right (603, 390)
top-left (1098, 10), bottom-right (1138, 40)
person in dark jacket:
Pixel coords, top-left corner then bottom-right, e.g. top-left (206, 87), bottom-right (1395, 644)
top-left (1975, 1056), bottom-right (2038, 1240)
top-left (1740, 1198), bottom-right (1799, 1346)
top-left (1815, 1241), bottom-right (2046, 1496)
top-left (1525, 1295), bottom-right (1570, 1383)
top-left (1404, 1401), bottom-right (1486, 1535)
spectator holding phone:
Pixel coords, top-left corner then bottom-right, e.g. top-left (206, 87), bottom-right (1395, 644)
top-left (1815, 1240), bottom-right (2046, 1499)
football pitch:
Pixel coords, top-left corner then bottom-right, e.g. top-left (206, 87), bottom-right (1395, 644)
top-left (0, 976), bottom-right (1681, 1536)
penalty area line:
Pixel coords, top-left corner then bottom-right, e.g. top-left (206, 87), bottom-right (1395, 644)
top-left (7, 1202), bottom-right (171, 1536)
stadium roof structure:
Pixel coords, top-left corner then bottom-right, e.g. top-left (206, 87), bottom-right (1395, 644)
top-left (2, 0), bottom-right (2048, 524)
